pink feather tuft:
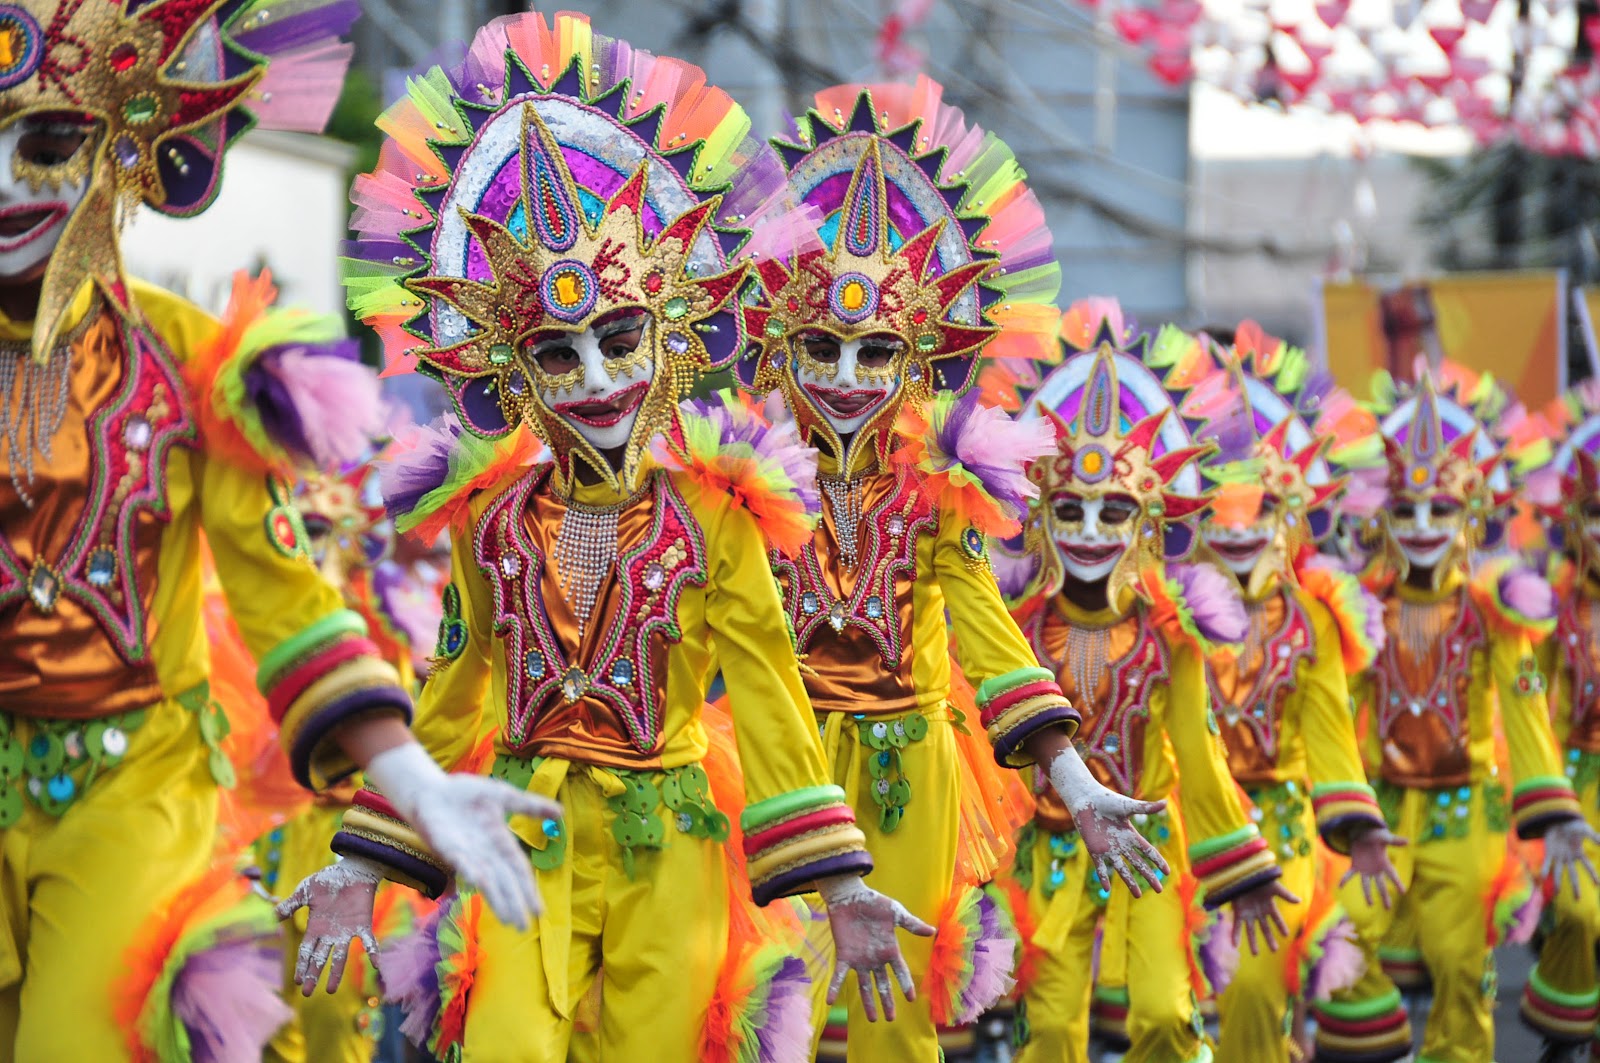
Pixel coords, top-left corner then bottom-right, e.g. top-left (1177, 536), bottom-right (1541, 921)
top-left (959, 894), bottom-right (1017, 1024)
top-left (170, 937), bottom-right (293, 1063)
top-left (1306, 917), bottom-right (1367, 1000)
top-left (379, 906), bottom-right (446, 1048)
top-left (1524, 467), bottom-right (1563, 508)
top-left (1500, 565), bottom-right (1557, 623)
top-left (991, 541), bottom-right (1040, 601)
top-left (1507, 887), bottom-right (1545, 946)
top-left (1171, 562), bottom-right (1250, 645)
top-left (1339, 468), bottom-right (1387, 521)
top-left (252, 43), bottom-right (355, 133)
top-left (269, 347), bottom-right (386, 469)
top-left (1199, 909), bottom-right (1240, 995)
top-left (756, 955), bottom-right (813, 1063)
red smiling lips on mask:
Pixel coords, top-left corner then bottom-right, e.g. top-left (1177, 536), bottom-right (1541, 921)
top-left (0, 202), bottom-right (67, 251)
top-left (1059, 541), bottom-right (1125, 567)
top-left (552, 380), bottom-right (649, 428)
top-left (1397, 531), bottom-right (1450, 553)
top-left (804, 383), bottom-right (887, 421)
top-left (1209, 536), bottom-right (1268, 563)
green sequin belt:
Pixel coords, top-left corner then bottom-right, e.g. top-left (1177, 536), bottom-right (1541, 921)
top-left (1374, 776), bottom-right (1509, 843)
top-left (490, 752), bottom-right (730, 878)
top-left (1014, 809), bottom-right (1175, 904)
top-left (0, 680), bottom-right (233, 827)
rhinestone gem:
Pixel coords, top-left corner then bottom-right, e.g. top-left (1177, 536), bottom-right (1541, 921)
top-left (864, 595), bottom-right (884, 619)
top-left (561, 667), bottom-right (586, 701)
top-left (915, 333), bottom-right (938, 352)
top-left (1409, 701), bottom-right (1423, 716)
top-left (28, 566), bottom-right (58, 611)
top-left (801, 592), bottom-right (819, 614)
top-left (525, 649), bottom-right (546, 679)
top-left (664, 296), bottom-right (690, 319)
top-left (643, 562), bottom-right (666, 591)
top-left (610, 659), bottom-right (635, 686)
top-left (506, 370), bottom-right (527, 395)
top-left (87, 548), bottom-right (115, 587)
top-left (489, 343), bottom-right (514, 365)
top-left (542, 817), bottom-right (561, 837)
top-left (907, 365), bottom-right (923, 381)
top-left (110, 44), bottom-right (138, 72)
top-left (665, 331), bottom-right (690, 355)
top-left (124, 416), bottom-right (151, 450)
top-left (1104, 735), bottom-right (1120, 753)
top-left (113, 135), bottom-right (140, 167)
top-left (123, 95), bottom-right (157, 123)
top-left (764, 320), bottom-right (785, 338)
top-left (500, 555), bottom-right (522, 578)
top-left (828, 601), bottom-right (847, 632)
top-left (887, 515), bottom-right (905, 536)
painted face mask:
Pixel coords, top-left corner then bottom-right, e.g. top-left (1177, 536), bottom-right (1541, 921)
top-left (294, 466), bottom-right (391, 584)
top-left (792, 332), bottom-right (904, 438)
top-left (0, 0), bottom-right (356, 358)
top-left (1373, 364), bottom-right (1515, 587)
top-left (528, 312), bottom-right (655, 455)
top-left (740, 80), bottom-right (1060, 473)
top-left (0, 116), bottom-right (92, 282)
top-left (1016, 313), bottom-right (1210, 612)
top-left (1050, 493), bottom-right (1140, 583)
top-left (1528, 385), bottom-right (1600, 585)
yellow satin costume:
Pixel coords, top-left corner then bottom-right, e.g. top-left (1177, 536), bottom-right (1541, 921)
top-left (0, 282), bottom-right (408, 1060)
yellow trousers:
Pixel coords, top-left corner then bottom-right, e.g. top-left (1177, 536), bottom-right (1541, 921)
top-left (463, 769), bottom-right (729, 1062)
top-left (1215, 800), bottom-right (1316, 1063)
top-left (1318, 783), bottom-right (1505, 1063)
top-left (1522, 765), bottom-right (1600, 1046)
top-left (807, 711), bottom-right (960, 1063)
top-left (1014, 823), bottom-right (1209, 1063)
top-left (263, 803), bottom-right (378, 1063)
top-left (0, 698), bottom-right (218, 1062)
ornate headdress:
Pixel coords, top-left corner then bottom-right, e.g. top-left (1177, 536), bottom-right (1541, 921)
top-left (738, 75), bottom-right (1060, 470)
top-left (1367, 358), bottom-right (1527, 583)
top-left (344, 11), bottom-right (796, 493)
top-left (295, 462), bottom-right (390, 582)
top-left (1178, 322), bottom-right (1378, 590)
top-left (0, 0), bottom-right (356, 360)
top-left (1525, 378), bottom-right (1600, 579)
top-left (1007, 302), bottom-right (1211, 610)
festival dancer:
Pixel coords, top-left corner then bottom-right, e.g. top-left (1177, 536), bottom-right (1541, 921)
top-left (259, 460), bottom-right (442, 1063)
top-left (0, 0), bottom-right (546, 1056)
top-left (283, 13), bottom-right (941, 1060)
top-left (1312, 361), bottom-right (1597, 1063)
top-left (992, 305), bottom-right (1295, 1063)
top-left (1185, 324), bottom-right (1401, 1062)
top-left (1517, 381), bottom-right (1600, 1061)
top-left (737, 79), bottom-right (1183, 1063)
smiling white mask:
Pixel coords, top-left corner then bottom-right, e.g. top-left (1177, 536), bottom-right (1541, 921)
top-left (530, 314), bottom-right (655, 454)
top-left (795, 335), bottom-right (903, 438)
top-left (1389, 498), bottom-right (1464, 571)
top-left (0, 118), bottom-right (91, 283)
top-left (1051, 495), bottom-right (1137, 583)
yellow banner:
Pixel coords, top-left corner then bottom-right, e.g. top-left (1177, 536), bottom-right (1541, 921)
top-left (1320, 271), bottom-right (1565, 409)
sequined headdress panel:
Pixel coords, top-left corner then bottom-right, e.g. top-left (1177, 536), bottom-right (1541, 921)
top-left (1014, 303), bottom-right (1210, 609)
top-left (0, 0), bottom-right (356, 360)
top-left (343, 10), bottom-right (793, 493)
top-left (1525, 379), bottom-right (1600, 578)
top-left (740, 75), bottom-right (1060, 471)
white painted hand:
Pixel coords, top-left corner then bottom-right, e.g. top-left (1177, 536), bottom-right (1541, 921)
top-left (1047, 748), bottom-right (1171, 896)
top-left (1542, 818), bottom-right (1600, 901)
top-left (365, 742), bottom-right (562, 930)
top-left (275, 856), bottom-right (381, 996)
top-left (818, 874), bottom-right (936, 1022)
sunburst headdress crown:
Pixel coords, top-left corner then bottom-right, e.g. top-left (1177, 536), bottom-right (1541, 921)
top-left (0, 0), bottom-right (356, 359)
top-left (1008, 301), bottom-right (1211, 607)
top-left (1520, 379), bottom-right (1600, 576)
top-left (344, 10), bottom-right (801, 492)
top-left (738, 76), bottom-right (1060, 468)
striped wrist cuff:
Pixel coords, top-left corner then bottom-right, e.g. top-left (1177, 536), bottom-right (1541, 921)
top-left (1311, 781), bottom-right (1386, 853)
top-left (263, 611), bottom-right (413, 790)
top-left (1521, 964), bottom-right (1600, 1044)
top-left (329, 788), bottom-right (449, 898)
top-left (741, 785), bottom-right (872, 906)
top-left (1187, 825), bottom-right (1281, 908)
top-left (1512, 775), bottom-right (1582, 839)
top-left (975, 667), bottom-right (1080, 767)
